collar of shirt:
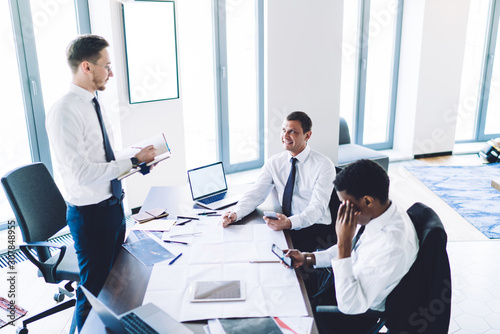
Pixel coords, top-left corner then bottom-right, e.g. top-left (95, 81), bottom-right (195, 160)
top-left (69, 83), bottom-right (95, 104)
top-left (361, 201), bottom-right (396, 239)
top-left (288, 144), bottom-right (311, 163)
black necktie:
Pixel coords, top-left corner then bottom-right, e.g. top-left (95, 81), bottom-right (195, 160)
top-left (282, 157), bottom-right (297, 217)
top-left (352, 225), bottom-right (365, 250)
top-left (93, 97), bottom-right (122, 200)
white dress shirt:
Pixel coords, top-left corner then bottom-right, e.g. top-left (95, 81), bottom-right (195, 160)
top-left (46, 84), bottom-right (131, 206)
top-left (314, 202), bottom-right (419, 314)
top-left (233, 145), bottom-right (336, 229)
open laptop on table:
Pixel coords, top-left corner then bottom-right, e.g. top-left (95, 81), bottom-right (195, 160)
top-left (81, 286), bottom-right (192, 334)
top-left (187, 161), bottom-right (240, 210)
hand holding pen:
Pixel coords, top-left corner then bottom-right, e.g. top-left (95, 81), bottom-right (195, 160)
top-left (221, 210), bottom-right (236, 228)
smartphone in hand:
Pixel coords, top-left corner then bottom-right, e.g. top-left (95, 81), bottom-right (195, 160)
top-left (263, 211), bottom-right (279, 220)
top-left (271, 243), bottom-right (292, 268)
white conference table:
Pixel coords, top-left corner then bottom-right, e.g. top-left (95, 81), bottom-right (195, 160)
top-left (81, 184), bottom-right (318, 333)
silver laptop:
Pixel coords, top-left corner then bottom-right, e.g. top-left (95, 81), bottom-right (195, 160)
top-left (187, 162), bottom-right (240, 210)
top-left (81, 286), bottom-right (192, 334)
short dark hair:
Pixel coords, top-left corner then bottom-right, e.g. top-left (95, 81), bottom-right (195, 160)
top-left (334, 159), bottom-right (389, 203)
top-left (286, 111), bottom-right (312, 133)
top-left (66, 35), bottom-right (109, 73)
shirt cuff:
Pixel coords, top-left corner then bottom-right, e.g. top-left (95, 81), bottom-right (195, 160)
top-left (116, 158), bottom-right (133, 177)
top-left (313, 250), bottom-right (333, 268)
top-left (331, 256), bottom-right (354, 278)
top-left (289, 215), bottom-right (302, 229)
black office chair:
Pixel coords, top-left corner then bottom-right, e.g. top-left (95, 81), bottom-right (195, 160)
top-left (1, 162), bottom-right (79, 334)
top-left (316, 202), bottom-right (452, 334)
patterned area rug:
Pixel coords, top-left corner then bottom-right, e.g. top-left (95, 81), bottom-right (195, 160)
top-left (405, 164), bottom-right (500, 239)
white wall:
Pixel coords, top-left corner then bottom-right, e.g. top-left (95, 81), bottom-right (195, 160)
top-left (266, 0), bottom-right (343, 163)
top-left (85, 0), bottom-right (473, 211)
top-left (395, 0), bottom-right (470, 157)
top-left (89, 0), bottom-right (187, 210)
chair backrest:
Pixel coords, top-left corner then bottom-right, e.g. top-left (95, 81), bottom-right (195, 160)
top-left (339, 117), bottom-right (351, 145)
top-left (1, 163), bottom-right (67, 261)
top-left (384, 202), bottom-right (451, 333)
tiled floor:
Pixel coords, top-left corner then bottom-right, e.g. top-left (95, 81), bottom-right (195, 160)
top-left (447, 241), bottom-right (500, 334)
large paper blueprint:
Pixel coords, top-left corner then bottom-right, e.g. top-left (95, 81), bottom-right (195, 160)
top-left (143, 222), bottom-right (309, 322)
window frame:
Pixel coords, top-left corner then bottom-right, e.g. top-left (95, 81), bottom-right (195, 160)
top-left (352, 0), bottom-right (404, 150)
top-left (9, 0), bottom-right (91, 175)
top-left (474, 0), bottom-right (500, 142)
top-left (1, 0), bottom-right (91, 229)
top-left (213, 0), bottom-right (265, 174)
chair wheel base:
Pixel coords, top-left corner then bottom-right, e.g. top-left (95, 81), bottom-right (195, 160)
top-left (16, 327), bottom-right (28, 334)
top-left (54, 293), bottom-right (65, 302)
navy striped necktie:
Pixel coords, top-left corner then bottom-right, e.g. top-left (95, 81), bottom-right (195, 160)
top-left (92, 97), bottom-right (122, 200)
top-left (282, 157), bottom-right (297, 217)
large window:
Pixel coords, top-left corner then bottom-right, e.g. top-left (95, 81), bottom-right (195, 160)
top-left (0, 0), bottom-right (90, 225)
top-left (215, 0), bottom-right (264, 173)
top-left (0, 0), bottom-right (32, 224)
top-left (180, 0), bottom-right (264, 173)
top-left (177, 0), bottom-right (218, 170)
top-left (340, 0), bottom-right (403, 149)
top-left (457, 0), bottom-right (500, 142)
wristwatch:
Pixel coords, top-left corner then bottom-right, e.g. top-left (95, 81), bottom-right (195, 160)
top-left (305, 253), bottom-right (315, 268)
top-left (130, 157), bottom-right (139, 168)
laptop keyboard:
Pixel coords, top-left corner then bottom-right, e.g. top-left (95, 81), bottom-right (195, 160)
top-left (121, 312), bottom-right (159, 334)
top-left (199, 192), bottom-right (226, 204)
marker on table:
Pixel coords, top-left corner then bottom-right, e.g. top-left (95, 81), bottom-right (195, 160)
top-left (169, 253), bottom-right (183, 265)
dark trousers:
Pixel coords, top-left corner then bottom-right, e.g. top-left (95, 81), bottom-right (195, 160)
top-left (302, 269), bottom-right (378, 334)
top-left (67, 199), bottom-right (125, 331)
top-left (289, 223), bottom-right (337, 252)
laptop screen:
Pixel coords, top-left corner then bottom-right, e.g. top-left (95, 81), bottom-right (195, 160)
top-left (187, 162), bottom-right (228, 200)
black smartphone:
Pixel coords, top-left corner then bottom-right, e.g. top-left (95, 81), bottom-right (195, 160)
top-left (263, 211), bottom-right (279, 220)
top-left (271, 243), bottom-right (292, 268)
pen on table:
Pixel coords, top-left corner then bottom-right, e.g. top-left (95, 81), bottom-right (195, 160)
top-left (176, 215), bottom-right (200, 220)
top-left (169, 253), bottom-right (183, 265)
top-left (132, 146), bottom-right (143, 149)
top-left (174, 219), bottom-right (192, 226)
top-left (163, 240), bottom-right (189, 245)
top-left (249, 260), bottom-right (280, 264)
top-left (169, 232), bottom-right (203, 238)
top-left (197, 211), bottom-right (217, 215)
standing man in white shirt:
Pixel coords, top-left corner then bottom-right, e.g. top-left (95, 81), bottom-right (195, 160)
top-left (46, 35), bottom-right (157, 331)
top-left (285, 159), bottom-right (419, 333)
top-left (221, 111), bottom-right (337, 251)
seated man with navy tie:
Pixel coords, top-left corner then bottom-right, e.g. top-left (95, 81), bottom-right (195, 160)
top-left (221, 111), bottom-right (336, 251)
top-left (285, 160), bottom-right (419, 334)
top-left (46, 35), bottom-right (157, 330)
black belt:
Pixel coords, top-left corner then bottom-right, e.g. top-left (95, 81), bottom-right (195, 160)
top-left (69, 192), bottom-right (124, 209)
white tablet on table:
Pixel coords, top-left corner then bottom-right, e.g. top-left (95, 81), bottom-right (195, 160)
top-left (190, 280), bottom-right (245, 303)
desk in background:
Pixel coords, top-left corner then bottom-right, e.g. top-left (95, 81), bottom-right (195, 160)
top-left (492, 179), bottom-right (500, 192)
top-left (81, 185), bottom-right (317, 333)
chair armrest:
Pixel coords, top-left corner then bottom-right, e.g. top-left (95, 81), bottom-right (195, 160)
top-left (20, 241), bottom-right (67, 284)
top-left (316, 305), bottom-right (385, 318)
